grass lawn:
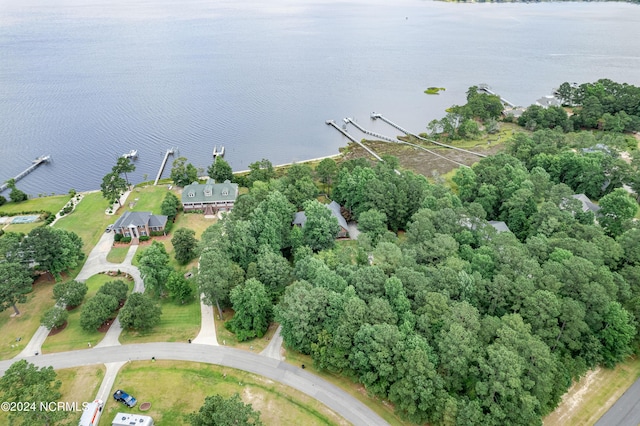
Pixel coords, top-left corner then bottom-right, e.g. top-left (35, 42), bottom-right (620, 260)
top-left (0, 365), bottom-right (104, 426)
top-left (41, 273), bottom-right (134, 353)
top-left (282, 349), bottom-right (411, 426)
top-left (124, 185), bottom-right (173, 214)
top-left (119, 295), bottom-right (200, 344)
top-left (1, 221), bottom-right (44, 234)
top-left (0, 276), bottom-right (58, 360)
top-left (214, 312), bottom-right (279, 353)
top-left (0, 194), bottom-right (70, 215)
top-left (544, 356), bottom-right (640, 426)
top-left (106, 246), bottom-right (130, 263)
top-left (173, 211), bottom-right (217, 239)
top-left (103, 361), bottom-right (349, 426)
top-left (54, 191), bottom-right (112, 257)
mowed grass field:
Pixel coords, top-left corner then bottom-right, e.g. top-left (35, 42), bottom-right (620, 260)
top-left (103, 361), bottom-right (349, 426)
top-left (0, 365), bottom-right (104, 426)
top-left (0, 276), bottom-right (58, 360)
top-left (119, 295), bottom-right (200, 344)
top-left (41, 274), bottom-right (134, 353)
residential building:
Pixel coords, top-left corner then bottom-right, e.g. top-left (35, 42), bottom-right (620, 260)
top-left (293, 200), bottom-right (349, 238)
top-left (181, 179), bottom-right (238, 215)
top-left (112, 211), bottom-right (167, 238)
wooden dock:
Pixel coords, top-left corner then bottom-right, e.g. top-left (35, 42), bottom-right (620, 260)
top-left (0, 155), bottom-right (51, 193)
top-left (477, 84), bottom-right (515, 108)
top-left (370, 113), bottom-right (486, 159)
top-left (325, 120), bottom-right (383, 162)
top-left (343, 118), bottom-right (398, 143)
top-left (154, 148), bottom-right (175, 186)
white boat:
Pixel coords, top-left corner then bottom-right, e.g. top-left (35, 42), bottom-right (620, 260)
top-left (122, 149), bottom-right (138, 159)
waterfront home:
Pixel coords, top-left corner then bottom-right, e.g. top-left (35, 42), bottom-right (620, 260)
top-left (293, 200), bottom-right (349, 238)
top-left (181, 179), bottom-right (238, 215)
top-left (112, 211), bottom-right (168, 239)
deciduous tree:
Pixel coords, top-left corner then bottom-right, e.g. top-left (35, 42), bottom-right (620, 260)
top-left (80, 293), bottom-right (118, 332)
top-left (138, 241), bottom-right (173, 296)
top-left (40, 306), bottom-right (68, 330)
top-left (172, 227), bottom-right (198, 265)
top-left (188, 393), bottom-right (263, 426)
top-left (119, 293), bottom-right (162, 332)
top-left (0, 262), bottom-right (33, 316)
top-left (302, 200), bottom-right (340, 252)
top-left (170, 156), bottom-right (199, 187)
top-left (226, 278), bottom-right (272, 341)
top-left (52, 280), bottom-right (88, 308)
top-left (207, 157), bottom-right (233, 183)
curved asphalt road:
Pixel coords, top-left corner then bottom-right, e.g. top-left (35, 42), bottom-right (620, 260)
top-left (0, 343), bottom-right (388, 426)
top-left (595, 379), bottom-right (640, 426)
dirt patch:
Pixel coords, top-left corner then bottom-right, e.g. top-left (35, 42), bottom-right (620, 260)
top-left (47, 321), bottom-right (68, 336)
top-left (544, 367), bottom-right (601, 425)
top-left (97, 317), bottom-right (116, 333)
top-left (139, 402), bottom-right (151, 411)
top-left (340, 138), bottom-right (505, 178)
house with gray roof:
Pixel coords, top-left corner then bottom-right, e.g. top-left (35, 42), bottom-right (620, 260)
top-left (112, 211), bottom-right (168, 239)
top-left (572, 194), bottom-right (601, 213)
top-left (536, 95), bottom-right (562, 108)
top-left (181, 179), bottom-right (239, 215)
top-left (293, 201), bottom-right (349, 238)
top-left (488, 220), bottom-right (511, 233)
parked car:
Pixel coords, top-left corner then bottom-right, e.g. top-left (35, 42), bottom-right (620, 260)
top-left (113, 389), bottom-right (136, 408)
top-left (105, 224), bottom-right (114, 233)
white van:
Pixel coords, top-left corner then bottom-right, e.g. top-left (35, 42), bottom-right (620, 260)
top-left (78, 399), bottom-right (104, 426)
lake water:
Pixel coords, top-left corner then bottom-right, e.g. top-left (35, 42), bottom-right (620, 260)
top-left (1, 0), bottom-right (640, 196)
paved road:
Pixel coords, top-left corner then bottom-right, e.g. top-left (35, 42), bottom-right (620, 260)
top-left (260, 325), bottom-right (284, 361)
top-left (595, 378), bottom-right (640, 426)
top-left (1, 343), bottom-right (389, 426)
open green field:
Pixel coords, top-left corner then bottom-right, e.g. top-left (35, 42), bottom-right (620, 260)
top-left (41, 274), bottom-right (134, 353)
top-left (0, 365), bottom-right (104, 426)
top-left (544, 356), bottom-right (640, 426)
top-left (124, 185), bottom-right (172, 214)
top-left (0, 276), bottom-right (58, 360)
top-left (174, 211), bottom-right (217, 239)
top-left (53, 191), bottom-right (112, 257)
top-left (0, 194), bottom-right (70, 215)
top-left (102, 361), bottom-right (349, 426)
top-left (119, 295), bottom-right (200, 344)
top-left (106, 246), bottom-right (130, 263)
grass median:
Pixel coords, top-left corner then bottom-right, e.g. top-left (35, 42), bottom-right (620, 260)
top-left (104, 360), bottom-right (348, 425)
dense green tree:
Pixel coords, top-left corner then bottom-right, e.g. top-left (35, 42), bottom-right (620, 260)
top-left (0, 231), bottom-right (23, 262)
top-left (170, 156), bottom-right (199, 187)
top-left (275, 281), bottom-right (329, 354)
top-left (302, 200), bottom-right (340, 252)
top-left (255, 248), bottom-right (291, 300)
top-left (101, 171), bottom-right (127, 207)
top-left (207, 157), bottom-right (233, 183)
top-left (23, 227), bottom-right (84, 278)
top-left (161, 191), bottom-right (181, 221)
top-left (247, 158), bottom-right (275, 186)
top-left (598, 301), bottom-right (636, 367)
top-left (119, 293), bottom-right (162, 331)
top-left (80, 293), bottom-right (118, 331)
top-left (5, 178), bottom-right (28, 202)
top-left (249, 191), bottom-right (295, 252)
top-left (0, 262), bottom-right (33, 315)
top-left (52, 280), bottom-right (88, 308)
top-left (137, 241), bottom-right (173, 296)
top-left (172, 227), bottom-right (199, 265)
top-left (0, 194), bottom-right (6, 206)
top-left (598, 188), bottom-right (638, 237)
top-left (316, 157), bottom-right (338, 195)
top-left (226, 278), bottom-right (272, 341)
top-left (618, 228), bottom-right (640, 266)
top-left (97, 280), bottom-right (129, 303)
top-left (188, 393), bottom-right (263, 426)
top-left (166, 271), bottom-right (194, 304)
top-left (358, 208), bottom-right (387, 243)
top-left (198, 247), bottom-right (244, 319)
top-left (0, 360), bottom-right (69, 426)
top-left (40, 306), bottom-right (68, 330)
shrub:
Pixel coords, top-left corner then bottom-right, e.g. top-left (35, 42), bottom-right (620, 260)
top-left (41, 306), bottom-right (69, 330)
top-left (139, 235), bottom-right (150, 242)
top-left (121, 236), bottom-right (132, 243)
top-left (80, 293), bottom-right (118, 332)
top-left (98, 280), bottom-right (129, 303)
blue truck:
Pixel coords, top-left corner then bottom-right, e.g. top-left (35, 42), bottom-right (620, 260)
top-left (113, 390), bottom-right (137, 408)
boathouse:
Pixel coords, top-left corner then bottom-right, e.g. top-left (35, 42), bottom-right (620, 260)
top-left (181, 179), bottom-right (238, 215)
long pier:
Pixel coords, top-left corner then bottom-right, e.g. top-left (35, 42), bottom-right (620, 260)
top-left (370, 113), bottom-right (486, 158)
top-left (325, 120), bottom-right (384, 162)
top-left (0, 155), bottom-right (51, 193)
top-left (477, 84), bottom-right (515, 108)
top-left (343, 118), bottom-right (398, 143)
top-left (154, 148), bottom-right (175, 186)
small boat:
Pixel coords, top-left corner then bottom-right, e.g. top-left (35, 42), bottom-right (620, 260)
top-left (122, 150), bottom-right (138, 159)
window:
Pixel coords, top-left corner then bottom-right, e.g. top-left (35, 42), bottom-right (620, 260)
top-left (188, 191), bottom-right (195, 197)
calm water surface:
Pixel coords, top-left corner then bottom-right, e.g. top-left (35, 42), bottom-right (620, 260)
top-left (1, 0), bottom-right (640, 195)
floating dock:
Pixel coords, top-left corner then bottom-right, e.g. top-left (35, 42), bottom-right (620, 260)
top-left (212, 145), bottom-right (225, 159)
top-left (154, 148), bottom-right (175, 186)
top-left (0, 155), bottom-right (51, 193)
top-left (370, 113), bottom-right (486, 159)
